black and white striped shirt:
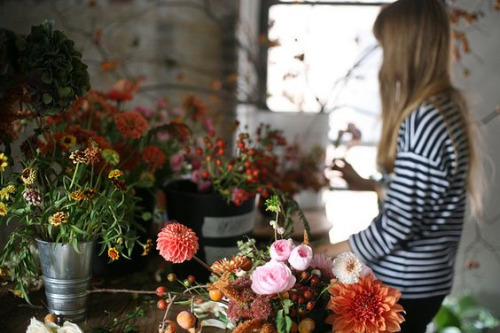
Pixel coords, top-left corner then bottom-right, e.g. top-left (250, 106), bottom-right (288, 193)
top-left (349, 97), bottom-right (469, 299)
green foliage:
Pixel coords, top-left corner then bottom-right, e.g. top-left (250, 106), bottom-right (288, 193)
top-left (434, 295), bottom-right (500, 333)
top-left (18, 20), bottom-right (91, 115)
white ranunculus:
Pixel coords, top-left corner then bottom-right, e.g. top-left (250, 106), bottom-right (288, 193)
top-left (26, 318), bottom-right (56, 333)
top-left (332, 251), bottom-right (363, 284)
top-left (57, 322), bottom-right (83, 333)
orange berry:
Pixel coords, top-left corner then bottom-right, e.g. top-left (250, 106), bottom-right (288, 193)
top-left (298, 318), bottom-right (315, 333)
top-left (157, 299), bottom-right (167, 310)
top-left (44, 313), bottom-right (57, 324)
top-left (176, 311), bottom-right (196, 330)
top-left (156, 286), bottom-right (167, 297)
top-left (209, 289), bottom-right (224, 301)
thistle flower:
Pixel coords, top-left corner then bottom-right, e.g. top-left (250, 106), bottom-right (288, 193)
top-left (49, 212), bottom-right (69, 226)
top-left (21, 167), bottom-right (37, 185)
top-left (0, 153), bottom-right (8, 172)
top-left (23, 189), bottom-right (43, 206)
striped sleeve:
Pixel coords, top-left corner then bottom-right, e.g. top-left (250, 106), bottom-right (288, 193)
top-left (349, 151), bottom-right (449, 262)
top-left (348, 102), bottom-right (454, 264)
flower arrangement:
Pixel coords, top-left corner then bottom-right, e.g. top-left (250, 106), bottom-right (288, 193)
top-left (0, 131), bottom-right (143, 299)
top-left (277, 143), bottom-right (329, 196)
top-left (44, 80), bottom-right (208, 189)
top-left (152, 195), bottom-right (405, 333)
top-left (182, 121), bottom-right (288, 206)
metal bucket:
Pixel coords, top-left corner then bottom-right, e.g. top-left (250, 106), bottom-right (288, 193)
top-left (37, 239), bottom-right (94, 322)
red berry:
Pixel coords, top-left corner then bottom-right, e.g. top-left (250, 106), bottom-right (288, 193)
top-left (201, 171), bottom-right (210, 179)
top-left (306, 301), bottom-right (315, 311)
top-left (157, 299), bottom-right (167, 310)
top-left (298, 296), bottom-right (306, 304)
top-left (301, 271), bottom-right (310, 280)
top-left (310, 276), bottom-right (320, 285)
top-left (216, 159), bottom-right (222, 166)
top-left (303, 290), bottom-right (311, 299)
top-left (156, 286), bottom-right (168, 297)
top-left (187, 275), bottom-right (196, 283)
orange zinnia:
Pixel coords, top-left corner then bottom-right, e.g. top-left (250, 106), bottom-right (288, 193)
top-left (326, 274), bottom-right (405, 333)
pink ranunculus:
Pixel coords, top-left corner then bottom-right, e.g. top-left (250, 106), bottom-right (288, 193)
top-left (170, 152), bottom-right (185, 172)
top-left (251, 261), bottom-right (296, 295)
top-left (270, 239), bottom-right (294, 262)
top-left (288, 244), bottom-right (313, 271)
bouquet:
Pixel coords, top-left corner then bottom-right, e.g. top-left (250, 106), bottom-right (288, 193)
top-left (183, 121), bottom-right (288, 206)
top-left (153, 195), bottom-right (405, 333)
top-left (0, 128), bottom-right (145, 299)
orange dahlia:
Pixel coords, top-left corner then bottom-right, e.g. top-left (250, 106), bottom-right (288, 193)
top-left (142, 146), bottom-right (166, 172)
top-left (156, 223), bottom-right (199, 264)
top-left (326, 274), bottom-right (405, 333)
top-left (115, 111), bottom-right (148, 139)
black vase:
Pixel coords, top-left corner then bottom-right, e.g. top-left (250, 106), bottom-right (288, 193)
top-left (164, 180), bottom-right (256, 281)
top-left (92, 187), bottom-right (155, 277)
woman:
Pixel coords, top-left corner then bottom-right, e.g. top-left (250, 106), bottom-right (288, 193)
top-left (322, 0), bottom-right (482, 331)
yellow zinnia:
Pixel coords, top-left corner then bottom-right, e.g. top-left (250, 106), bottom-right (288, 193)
top-left (107, 247), bottom-right (120, 261)
top-left (0, 185), bottom-right (15, 201)
top-left (0, 202), bottom-right (8, 216)
top-left (108, 169), bottom-right (123, 179)
top-left (0, 153), bottom-right (8, 172)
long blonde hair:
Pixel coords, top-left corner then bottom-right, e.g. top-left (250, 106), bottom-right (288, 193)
top-left (374, 0), bottom-right (483, 215)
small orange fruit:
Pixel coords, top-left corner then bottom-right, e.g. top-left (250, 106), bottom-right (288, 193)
top-left (176, 311), bottom-right (196, 330)
top-left (209, 289), bottom-right (224, 301)
top-left (44, 313), bottom-right (57, 324)
top-left (298, 318), bottom-right (315, 333)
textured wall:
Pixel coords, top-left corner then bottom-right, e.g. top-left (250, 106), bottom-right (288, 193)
top-left (451, 1), bottom-right (500, 319)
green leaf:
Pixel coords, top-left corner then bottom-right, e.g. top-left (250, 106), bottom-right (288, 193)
top-left (275, 309), bottom-right (292, 333)
top-left (58, 86), bottom-right (72, 97)
top-left (42, 93), bottom-right (52, 104)
top-left (435, 306), bottom-right (461, 330)
top-left (41, 71), bottom-right (53, 84)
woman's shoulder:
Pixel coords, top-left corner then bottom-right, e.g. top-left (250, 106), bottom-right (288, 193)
top-left (399, 96), bottom-right (464, 160)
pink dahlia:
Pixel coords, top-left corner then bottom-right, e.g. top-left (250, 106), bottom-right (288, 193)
top-left (156, 223), bottom-right (199, 263)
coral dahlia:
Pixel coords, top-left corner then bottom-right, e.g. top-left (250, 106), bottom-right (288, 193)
top-left (326, 274), bottom-right (405, 333)
top-left (156, 223), bottom-right (199, 263)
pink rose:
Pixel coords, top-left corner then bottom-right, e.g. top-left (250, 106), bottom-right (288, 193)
top-left (288, 244), bottom-right (313, 271)
top-left (251, 261), bottom-right (296, 295)
top-left (270, 239), bottom-right (294, 262)
top-left (170, 153), bottom-right (185, 172)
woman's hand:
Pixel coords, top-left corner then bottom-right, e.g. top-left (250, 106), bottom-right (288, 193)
top-left (330, 158), bottom-right (376, 192)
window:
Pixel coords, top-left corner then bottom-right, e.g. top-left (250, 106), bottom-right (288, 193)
top-left (261, 0), bottom-right (393, 242)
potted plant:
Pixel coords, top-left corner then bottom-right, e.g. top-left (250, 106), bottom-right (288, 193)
top-left (163, 120), bottom-right (292, 276)
top-left (0, 21), bottom-right (144, 321)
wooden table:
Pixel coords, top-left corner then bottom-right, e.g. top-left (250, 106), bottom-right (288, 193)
top-left (0, 267), bottom-right (225, 332)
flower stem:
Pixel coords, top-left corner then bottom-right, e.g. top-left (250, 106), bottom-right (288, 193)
top-left (193, 255), bottom-right (213, 273)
